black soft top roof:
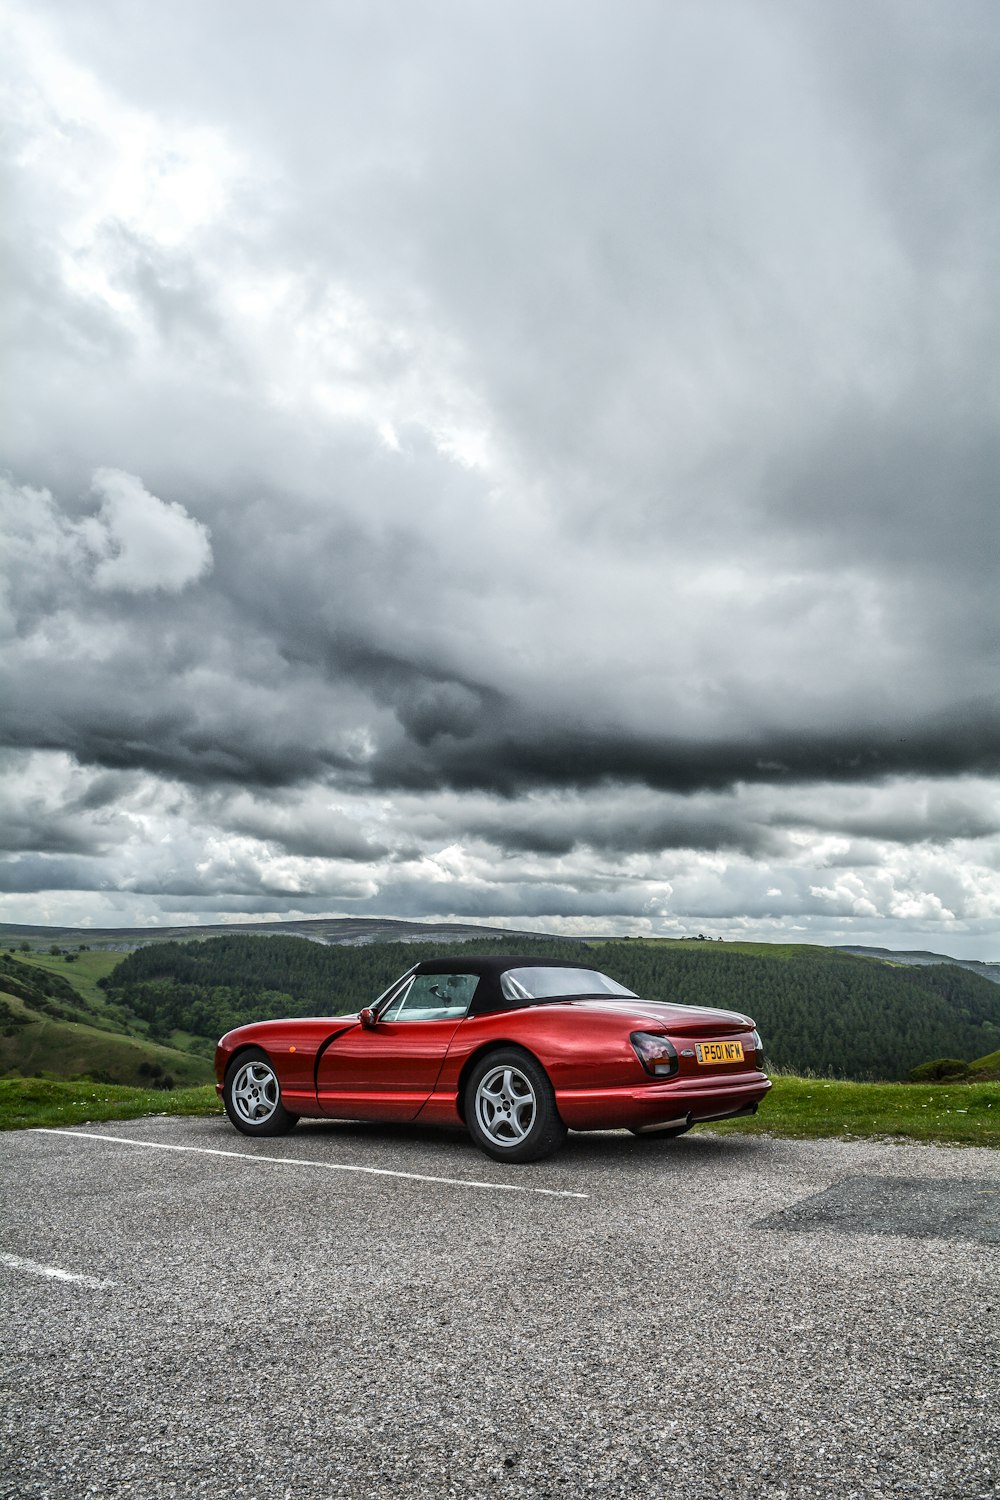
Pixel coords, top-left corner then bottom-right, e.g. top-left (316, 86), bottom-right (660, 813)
top-left (411, 955), bottom-right (609, 1015)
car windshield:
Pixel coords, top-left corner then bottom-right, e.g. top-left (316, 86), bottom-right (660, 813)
top-left (500, 967), bottom-right (637, 1002)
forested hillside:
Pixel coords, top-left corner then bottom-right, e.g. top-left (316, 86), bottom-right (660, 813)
top-left (100, 935), bottom-right (1000, 1081)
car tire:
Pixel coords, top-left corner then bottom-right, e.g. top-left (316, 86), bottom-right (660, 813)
top-left (464, 1047), bottom-right (567, 1163)
top-left (223, 1047), bottom-right (299, 1137)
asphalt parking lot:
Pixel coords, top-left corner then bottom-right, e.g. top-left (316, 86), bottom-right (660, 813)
top-left (2, 1118), bottom-right (998, 1500)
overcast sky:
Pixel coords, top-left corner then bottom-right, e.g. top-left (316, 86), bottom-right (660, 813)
top-left (2, 0), bottom-right (998, 954)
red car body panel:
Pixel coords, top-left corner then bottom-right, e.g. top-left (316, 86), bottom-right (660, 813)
top-left (316, 1016), bottom-right (466, 1121)
top-left (215, 974), bottom-right (772, 1137)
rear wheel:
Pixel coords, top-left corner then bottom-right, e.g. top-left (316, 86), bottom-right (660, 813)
top-left (223, 1048), bottom-right (299, 1137)
top-left (464, 1047), bottom-right (566, 1163)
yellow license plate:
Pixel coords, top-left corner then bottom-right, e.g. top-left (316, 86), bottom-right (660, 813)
top-left (695, 1040), bottom-right (744, 1065)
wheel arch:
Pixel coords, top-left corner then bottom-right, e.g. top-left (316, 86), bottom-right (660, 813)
top-left (223, 1040), bottom-right (272, 1078)
top-left (454, 1039), bottom-right (549, 1123)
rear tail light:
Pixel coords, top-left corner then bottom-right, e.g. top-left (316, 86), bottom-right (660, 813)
top-left (631, 1032), bottom-right (679, 1079)
top-left (750, 1029), bottom-right (765, 1069)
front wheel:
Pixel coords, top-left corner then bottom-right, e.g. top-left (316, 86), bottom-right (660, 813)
top-left (464, 1048), bottom-right (566, 1163)
top-left (223, 1048), bottom-right (299, 1136)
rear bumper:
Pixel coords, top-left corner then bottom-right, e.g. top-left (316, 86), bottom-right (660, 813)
top-left (555, 1073), bottom-right (772, 1131)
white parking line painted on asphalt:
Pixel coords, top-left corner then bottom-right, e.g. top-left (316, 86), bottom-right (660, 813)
top-left (0, 1252), bottom-right (112, 1289)
top-left (30, 1128), bottom-right (590, 1199)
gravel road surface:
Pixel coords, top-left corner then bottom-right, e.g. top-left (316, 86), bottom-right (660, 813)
top-left (2, 1116), bottom-right (998, 1500)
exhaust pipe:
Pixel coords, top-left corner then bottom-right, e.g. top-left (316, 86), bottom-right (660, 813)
top-left (633, 1113), bottom-right (692, 1135)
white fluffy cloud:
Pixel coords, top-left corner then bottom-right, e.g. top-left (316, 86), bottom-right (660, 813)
top-left (0, 469), bottom-right (211, 601)
top-left (82, 468), bottom-right (212, 593)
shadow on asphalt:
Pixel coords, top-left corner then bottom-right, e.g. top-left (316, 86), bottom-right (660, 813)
top-left (204, 1113), bottom-right (768, 1171)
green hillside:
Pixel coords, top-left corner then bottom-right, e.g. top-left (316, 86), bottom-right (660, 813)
top-left (970, 1047), bottom-right (1000, 1081)
top-left (0, 993), bottom-right (211, 1087)
top-left (100, 934), bottom-right (1000, 1082)
top-left (13, 948), bottom-right (123, 1008)
top-left (0, 953), bottom-right (212, 1087)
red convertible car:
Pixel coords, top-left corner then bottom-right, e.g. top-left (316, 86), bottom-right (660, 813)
top-left (216, 956), bottom-right (771, 1162)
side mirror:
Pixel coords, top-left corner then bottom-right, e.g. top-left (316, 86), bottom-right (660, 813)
top-left (359, 1007), bottom-right (377, 1030)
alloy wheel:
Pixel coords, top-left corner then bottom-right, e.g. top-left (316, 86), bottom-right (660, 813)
top-left (474, 1063), bottom-right (537, 1147)
top-left (230, 1060), bottom-right (280, 1126)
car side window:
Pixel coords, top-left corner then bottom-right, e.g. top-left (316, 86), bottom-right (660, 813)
top-left (389, 972), bottom-right (478, 1022)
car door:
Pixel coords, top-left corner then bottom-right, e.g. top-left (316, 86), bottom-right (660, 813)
top-left (316, 971), bottom-right (478, 1122)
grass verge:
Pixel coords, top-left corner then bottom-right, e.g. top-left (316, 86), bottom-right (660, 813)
top-left (708, 1074), bottom-right (999, 1147)
top-left (1, 1073), bottom-right (997, 1144)
top-left (0, 1078), bottom-right (220, 1131)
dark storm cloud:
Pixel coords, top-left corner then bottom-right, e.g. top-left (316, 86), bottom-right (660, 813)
top-left (0, 856), bottom-right (100, 893)
top-left (0, 663), bottom-right (356, 788)
top-left (460, 804), bottom-right (784, 860)
top-left (786, 793), bottom-right (1000, 848)
top-left (0, 817), bottom-right (105, 858)
top-left (0, 851), bottom-right (369, 902)
top-left (384, 776), bottom-right (1000, 869)
top-left (65, 771), bottom-right (144, 814)
top-left (370, 701), bottom-right (1000, 798)
top-left (1, 436), bottom-right (997, 817)
top-left (364, 877), bottom-right (663, 925)
top-left (217, 800), bottom-right (389, 862)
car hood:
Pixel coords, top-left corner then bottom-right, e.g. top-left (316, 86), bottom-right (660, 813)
top-left (547, 996), bottom-right (754, 1034)
top-left (220, 1014), bottom-right (360, 1045)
